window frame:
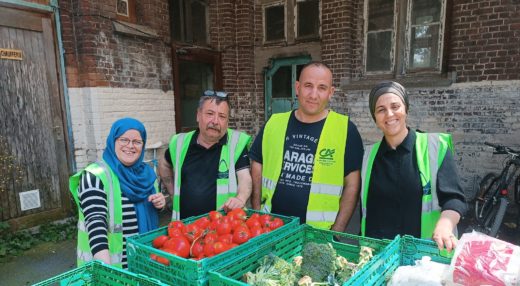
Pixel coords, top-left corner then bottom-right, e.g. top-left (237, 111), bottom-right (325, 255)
top-left (363, 0), bottom-right (447, 77)
top-left (116, 0), bottom-right (137, 23)
top-left (263, 1), bottom-right (287, 44)
top-left (294, 0), bottom-right (321, 40)
top-left (171, 0), bottom-right (210, 45)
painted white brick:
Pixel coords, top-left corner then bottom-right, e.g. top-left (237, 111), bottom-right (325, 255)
top-left (69, 87), bottom-right (176, 170)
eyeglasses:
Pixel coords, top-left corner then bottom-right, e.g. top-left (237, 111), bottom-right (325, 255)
top-left (117, 137), bottom-right (144, 147)
top-left (203, 90), bottom-right (228, 99)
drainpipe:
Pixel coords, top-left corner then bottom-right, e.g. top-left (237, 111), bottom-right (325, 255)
top-left (50, 0), bottom-right (77, 173)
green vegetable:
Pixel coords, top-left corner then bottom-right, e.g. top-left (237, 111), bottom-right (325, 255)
top-left (245, 253), bottom-right (298, 286)
top-left (300, 242), bottom-right (337, 282)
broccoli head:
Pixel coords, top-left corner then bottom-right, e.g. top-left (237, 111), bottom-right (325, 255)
top-left (300, 242), bottom-right (337, 282)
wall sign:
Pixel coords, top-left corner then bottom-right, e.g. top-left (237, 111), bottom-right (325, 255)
top-left (0, 49), bottom-right (23, 60)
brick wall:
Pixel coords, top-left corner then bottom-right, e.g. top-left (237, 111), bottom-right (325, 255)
top-left (449, 0), bottom-right (520, 82)
top-left (60, 0), bottom-right (172, 90)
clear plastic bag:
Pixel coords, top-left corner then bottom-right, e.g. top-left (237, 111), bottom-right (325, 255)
top-left (443, 231), bottom-right (520, 286)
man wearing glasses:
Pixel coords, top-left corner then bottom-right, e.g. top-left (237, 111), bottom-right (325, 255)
top-left (159, 90), bottom-right (252, 220)
top-left (250, 61), bottom-right (364, 232)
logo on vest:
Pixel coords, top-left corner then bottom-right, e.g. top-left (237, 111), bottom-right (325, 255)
top-left (217, 159), bottom-right (229, 179)
top-left (317, 148), bottom-right (336, 166)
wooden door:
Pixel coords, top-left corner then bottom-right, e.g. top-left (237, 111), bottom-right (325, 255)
top-left (0, 6), bottom-right (70, 229)
top-left (172, 45), bottom-right (223, 132)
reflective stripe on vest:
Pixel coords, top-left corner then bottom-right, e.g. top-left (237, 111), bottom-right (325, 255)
top-left (360, 132), bottom-right (453, 239)
top-left (169, 129), bottom-right (251, 220)
top-left (261, 111), bottom-right (348, 229)
top-left (69, 161), bottom-right (124, 268)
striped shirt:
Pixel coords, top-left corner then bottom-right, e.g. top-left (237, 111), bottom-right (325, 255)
top-left (78, 171), bottom-right (139, 268)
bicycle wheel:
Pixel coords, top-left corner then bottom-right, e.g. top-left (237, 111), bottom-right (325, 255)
top-left (475, 173), bottom-right (499, 223)
top-left (482, 197), bottom-right (508, 237)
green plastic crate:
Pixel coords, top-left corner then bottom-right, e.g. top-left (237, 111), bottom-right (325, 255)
top-left (127, 210), bottom-right (299, 286)
top-left (208, 224), bottom-right (395, 286)
top-left (32, 260), bottom-right (166, 286)
top-left (348, 235), bottom-right (453, 285)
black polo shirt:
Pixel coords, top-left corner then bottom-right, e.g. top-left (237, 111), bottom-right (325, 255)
top-left (365, 129), bottom-right (467, 239)
top-left (165, 130), bottom-right (250, 219)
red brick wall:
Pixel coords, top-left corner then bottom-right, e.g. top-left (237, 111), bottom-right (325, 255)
top-left (59, 0), bottom-right (172, 90)
top-left (449, 0), bottom-right (520, 82)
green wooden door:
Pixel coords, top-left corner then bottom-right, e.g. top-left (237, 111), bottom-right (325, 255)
top-left (264, 56), bottom-right (311, 120)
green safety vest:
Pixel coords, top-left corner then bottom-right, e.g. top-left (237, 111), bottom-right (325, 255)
top-left (69, 161), bottom-right (124, 268)
top-left (169, 129), bottom-right (252, 220)
top-left (360, 132), bottom-right (454, 239)
top-left (261, 111), bottom-right (348, 229)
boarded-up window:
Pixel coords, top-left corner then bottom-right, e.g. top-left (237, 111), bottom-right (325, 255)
top-left (265, 4), bottom-right (285, 42)
top-left (296, 0), bottom-right (320, 39)
top-left (171, 0), bottom-right (209, 45)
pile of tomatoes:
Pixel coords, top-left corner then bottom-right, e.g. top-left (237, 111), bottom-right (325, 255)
top-left (150, 209), bottom-right (285, 264)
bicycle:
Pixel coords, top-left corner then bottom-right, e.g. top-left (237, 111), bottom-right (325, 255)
top-left (473, 142), bottom-right (520, 237)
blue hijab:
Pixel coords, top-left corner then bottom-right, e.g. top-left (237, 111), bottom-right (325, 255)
top-left (102, 118), bottom-right (158, 234)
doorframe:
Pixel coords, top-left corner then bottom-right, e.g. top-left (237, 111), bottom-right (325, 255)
top-left (172, 45), bottom-right (223, 132)
top-left (264, 55), bottom-right (311, 120)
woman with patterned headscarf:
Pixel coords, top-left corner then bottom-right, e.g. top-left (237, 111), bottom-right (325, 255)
top-left (70, 117), bottom-right (165, 268)
top-left (360, 81), bottom-right (466, 252)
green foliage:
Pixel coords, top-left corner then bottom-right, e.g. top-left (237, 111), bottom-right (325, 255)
top-left (0, 218), bottom-right (77, 262)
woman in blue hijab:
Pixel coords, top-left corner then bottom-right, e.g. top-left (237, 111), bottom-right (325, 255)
top-left (70, 117), bottom-right (165, 268)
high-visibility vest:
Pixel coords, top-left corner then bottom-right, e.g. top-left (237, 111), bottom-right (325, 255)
top-left (360, 132), bottom-right (454, 239)
top-left (168, 129), bottom-right (251, 220)
top-left (69, 161), bottom-right (124, 268)
top-left (261, 111), bottom-right (348, 229)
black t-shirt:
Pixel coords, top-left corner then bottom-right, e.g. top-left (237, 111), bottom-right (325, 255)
top-left (165, 130), bottom-right (250, 219)
top-left (365, 129), bottom-right (467, 239)
top-left (249, 111), bottom-right (364, 223)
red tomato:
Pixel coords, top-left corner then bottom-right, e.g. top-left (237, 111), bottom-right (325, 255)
top-left (204, 242), bottom-right (215, 257)
top-left (209, 211), bottom-right (223, 222)
top-left (262, 227), bottom-right (271, 233)
top-left (232, 226), bottom-right (251, 244)
top-left (194, 217), bottom-right (210, 229)
top-left (163, 237), bottom-right (190, 258)
top-left (250, 226), bottom-right (263, 238)
top-left (150, 253), bottom-right (158, 261)
top-left (168, 221), bottom-right (186, 232)
top-left (184, 224), bottom-right (203, 242)
top-left (259, 214), bottom-right (273, 228)
top-left (217, 234), bottom-right (233, 244)
top-left (156, 256), bottom-right (170, 265)
top-left (249, 213), bottom-right (260, 221)
top-left (152, 235), bottom-right (169, 248)
top-left (269, 218), bottom-right (284, 230)
top-left (216, 220), bottom-right (232, 235)
top-left (246, 218), bottom-right (261, 229)
top-left (231, 220), bottom-right (246, 231)
top-left (228, 208), bottom-right (247, 221)
top-left (168, 227), bottom-right (184, 239)
top-left (203, 232), bottom-right (219, 244)
top-left (190, 240), bottom-right (205, 258)
top-left (213, 242), bottom-right (227, 254)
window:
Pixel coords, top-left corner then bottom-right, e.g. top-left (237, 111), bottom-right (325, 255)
top-left (116, 0), bottom-right (137, 23)
top-left (296, 0), bottom-right (320, 39)
top-left (171, 0), bottom-right (209, 45)
top-left (264, 4), bottom-right (285, 42)
top-left (365, 0), bottom-right (445, 75)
